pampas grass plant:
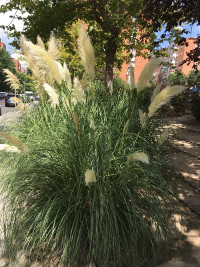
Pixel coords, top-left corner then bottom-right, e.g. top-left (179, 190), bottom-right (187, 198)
top-left (24, 40), bottom-right (62, 85)
top-left (0, 144), bottom-right (21, 153)
top-left (78, 24), bottom-right (95, 80)
top-left (43, 83), bottom-right (59, 108)
top-left (3, 69), bottom-right (21, 91)
top-left (0, 26), bottom-right (184, 267)
top-left (37, 35), bottom-right (45, 50)
top-left (0, 131), bottom-right (28, 152)
top-left (148, 85), bottom-right (185, 117)
top-left (137, 57), bottom-right (163, 93)
top-left (63, 62), bottom-right (72, 90)
top-left (48, 33), bottom-right (59, 60)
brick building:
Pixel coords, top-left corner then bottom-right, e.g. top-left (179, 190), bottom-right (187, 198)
top-left (0, 36), bottom-right (26, 73)
top-left (12, 59), bottom-right (21, 72)
top-left (155, 37), bottom-right (200, 81)
top-left (118, 49), bottom-right (149, 84)
top-left (177, 37), bottom-right (199, 75)
top-left (121, 37), bottom-right (200, 84)
top-left (0, 38), bottom-right (6, 50)
top-left (12, 58), bottom-right (26, 73)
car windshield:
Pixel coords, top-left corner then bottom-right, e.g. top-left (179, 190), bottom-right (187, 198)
top-left (7, 94), bottom-right (17, 97)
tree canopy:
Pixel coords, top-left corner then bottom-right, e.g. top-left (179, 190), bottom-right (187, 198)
top-left (187, 70), bottom-right (200, 87)
top-left (16, 72), bottom-right (36, 93)
top-left (0, 0), bottom-right (199, 87)
top-left (141, 0), bottom-right (200, 68)
top-left (0, 48), bottom-right (16, 92)
top-left (168, 71), bottom-right (187, 86)
top-left (0, 0), bottom-right (156, 88)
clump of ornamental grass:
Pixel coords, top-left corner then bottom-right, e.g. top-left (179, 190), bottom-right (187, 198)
top-left (0, 24), bottom-right (185, 267)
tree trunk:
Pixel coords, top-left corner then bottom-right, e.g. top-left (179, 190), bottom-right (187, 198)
top-left (105, 39), bottom-right (117, 93)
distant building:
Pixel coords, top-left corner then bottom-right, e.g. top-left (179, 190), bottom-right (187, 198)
top-left (12, 59), bottom-right (21, 72)
top-left (118, 49), bottom-right (149, 84)
top-left (0, 38), bottom-right (6, 50)
top-left (121, 37), bottom-right (200, 84)
top-left (21, 67), bottom-right (26, 73)
top-left (175, 37), bottom-right (199, 76)
top-left (0, 36), bottom-right (26, 73)
top-left (155, 37), bottom-right (200, 81)
top-left (12, 58), bottom-right (26, 73)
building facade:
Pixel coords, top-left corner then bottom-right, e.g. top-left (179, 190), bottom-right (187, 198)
top-left (122, 37), bottom-right (200, 84)
top-left (0, 37), bottom-right (25, 73)
top-left (0, 38), bottom-right (6, 50)
top-left (11, 58), bottom-right (26, 73)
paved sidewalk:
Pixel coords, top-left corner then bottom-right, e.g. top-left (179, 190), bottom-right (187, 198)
top-left (157, 115), bottom-right (200, 267)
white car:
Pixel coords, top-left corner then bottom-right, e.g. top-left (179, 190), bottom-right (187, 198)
top-left (0, 92), bottom-right (8, 98)
top-left (25, 91), bottom-right (35, 101)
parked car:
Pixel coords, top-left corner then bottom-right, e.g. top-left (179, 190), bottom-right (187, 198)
top-left (0, 93), bottom-right (3, 99)
top-left (5, 94), bottom-right (20, 107)
top-left (25, 91), bottom-right (35, 101)
top-left (0, 92), bottom-right (8, 98)
top-left (21, 94), bottom-right (31, 103)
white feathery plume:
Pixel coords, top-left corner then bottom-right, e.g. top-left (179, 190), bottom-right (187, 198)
top-left (0, 131), bottom-right (28, 152)
top-left (20, 34), bottom-right (28, 56)
top-left (151, 82), bottom-right (163, 102)
top-left (78, 24), bottom-right (95, 81)
top-left (159, 129), bottom-right (169, 146)
top-left (139, 109), bottom-right (147, 127)
top-left (148, 85), bottom-right (185, 117)
top-left (37, 36), bottom-right (45, 49)
top-left (85, 169), bottom-right (97, 186)
top-left (72, 77), bottom-right (84, 104)
top-left (10, 97), bottom-right (22, 104)
top-left (10, 97), bottom-right (26, 113)
top-left (55, 61), bottom-right (65, 81)
top-left (0, 144), bottom-right (21, 153)
top-left (127, 152), bottom-right (149, 164)
top-left (48, 34), bottom-right (59, 60)
top-left (17, 102), bottom-right (26, 113)
top-left (3, 69), bottom-right (21, 91)
top-left (137, 57), bottom-right (163, 93)
top-left (24, 40), bottom-right (62, 85)
top-left (63, 63), bottom-right (72, 90)
top-left (20, 35), bottom-right (44, 86)
top-left (43, 83), bottom-right (59, 108)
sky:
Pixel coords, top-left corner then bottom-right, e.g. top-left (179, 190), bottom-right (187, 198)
top-left (0, 5), bottom-right (28, 67)
top-left (0, 5), bottom-right (200, 59)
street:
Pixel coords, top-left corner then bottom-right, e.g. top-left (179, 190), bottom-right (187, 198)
top-left (0, 98), bottom-right (15, 116)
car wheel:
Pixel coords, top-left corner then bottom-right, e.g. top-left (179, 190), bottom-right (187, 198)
top-left (5, 103), bottom-right (9, 107)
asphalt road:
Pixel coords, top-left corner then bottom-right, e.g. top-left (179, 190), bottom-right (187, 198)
top-left (0, 98), bottom-right (15, 116)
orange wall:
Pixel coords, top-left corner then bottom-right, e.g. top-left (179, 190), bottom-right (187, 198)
top-left (12, 59), bottom-right (22, 72)
top-left (181, 38), bottom-right (200, 75)
top-left (119, 37), bottom-right (200, 84)
top-left (0, 38), bottom-right (6, 50)
top-left (134, 56), bottom-right (149, 84)
top-left (119, 56), bottom-right (149, 84)
top-left (118, 61), bottom-right (129, 80)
